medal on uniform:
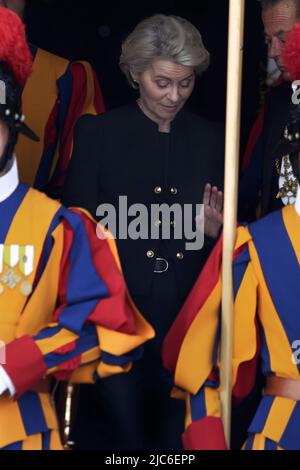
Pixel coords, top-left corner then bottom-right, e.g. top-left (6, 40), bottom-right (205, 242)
top-left (275, 156), bottom-right (298, 205)
top-left (20, 281), bottom-right (33, 297)
top-left (0, 244), bottom-right (34, 296)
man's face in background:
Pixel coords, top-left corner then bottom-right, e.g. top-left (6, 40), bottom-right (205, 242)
top-left (0, 0), bottom-right (25, 18)
top-left (262, 0), bottom-right (298, 79)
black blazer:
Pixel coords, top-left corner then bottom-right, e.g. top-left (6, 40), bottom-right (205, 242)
top-left (62, 102), bottom-right (224, 300)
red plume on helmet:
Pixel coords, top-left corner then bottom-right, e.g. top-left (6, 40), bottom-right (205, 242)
top-left (0, 6), bottom-right (32, 87)
top-left (281, 22), bottom-right (300, 81)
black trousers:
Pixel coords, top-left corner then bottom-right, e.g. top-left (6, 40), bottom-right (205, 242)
top-left (71, 272), bottom-right (186, 450)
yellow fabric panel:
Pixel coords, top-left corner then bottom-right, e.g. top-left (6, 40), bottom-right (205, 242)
top-left (97, 362), bottom-right (132, 378)
top-left (50, 430), bottom-right (63, 450)
top-left (36, 328), bottom-right (78, 357)
top-left (282, 204), bottom-right (300, 265)
top-left (39, 393), bottom-right (59, 431)
top-left (243, 433), bottom-right (284, 450)
top-left (70, 363), bottom-right (98, 384)
top-left (5, 189), bottom-right (60, 250)
top-left (262, 397), bottom-right (296, 443)
top-left (16, 48), bottom-right (70, 186)
top-left (0, 392), bottom-right (58, 449)
top-left (252, 433), bottom-right (267, 450)
top-left (48, 61), bottom-right (98, 181)
top-left (17, 225), bottom-right (63, 337)
top-left (22, 433), bottom-right (42, 451)
top-left (204, 387), bottom-right (221, 418)
top-left (248, 241), bottom-right (300, 379)
top-left (235, 225), bottom-right (253, 247)
top-left (0, 325), bottom-right (18, 345)
top-left (97, 308), bottom-right (155, 356)
top-left (0, 396), bottom-right (27, 448)
top-left (174, 226), bottom-right (252, 396)
top-left (0, 189), bottom-right (61, 341)
top-left (232, 263), bottom-right (258, 385)
top-left (175, 279), bottom-right (222, 395)
top-left (0, 392), bottom-right (60, 449)
top-left (79, 347), bottom-right (101, 365)
top-left (60, 348), bottom-right (100, 383)
top-left (20, 431), bottom-right (63, 450)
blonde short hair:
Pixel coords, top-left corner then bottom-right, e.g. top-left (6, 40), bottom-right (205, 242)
top-left (120, 14), bottom-right (210, 89)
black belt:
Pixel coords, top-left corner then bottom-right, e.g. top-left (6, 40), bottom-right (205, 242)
top-left (154, 258), bottom-right (169, 274)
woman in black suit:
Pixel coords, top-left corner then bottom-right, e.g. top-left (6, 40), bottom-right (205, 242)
top-left (62, 14), bottom-right (224, 450)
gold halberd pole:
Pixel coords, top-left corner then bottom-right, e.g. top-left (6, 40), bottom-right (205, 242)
top-left (220, 0), bottom-right (245, 448)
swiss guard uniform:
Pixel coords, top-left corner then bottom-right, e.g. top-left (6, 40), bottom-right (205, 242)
top-left (15, 45), bottom-right (105, 198)
top-left (164, 23), bottom-right (300, 450)
top-left (163, 22), bottom-right (300, 452)
top-left (163, 197), bottom-right (300, 450)
top-left (0, 170), bottom-right (154, 450)
top-left (0, 8), bottom-right (154, 451)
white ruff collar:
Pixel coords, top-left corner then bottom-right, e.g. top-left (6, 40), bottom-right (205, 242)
top-left (0, 157), bottom-right (19, 203)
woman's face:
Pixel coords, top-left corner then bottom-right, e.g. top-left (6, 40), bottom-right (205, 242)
top-left (134, 59), bottom-right (195, 124)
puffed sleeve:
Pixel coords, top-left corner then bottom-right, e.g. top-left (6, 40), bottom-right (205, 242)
top-left (163, 227), bottom-right (259, 450)
top-left (39, 61), bottom-right (105, 198)
top-left (1, 208), bottom-right (155, 399)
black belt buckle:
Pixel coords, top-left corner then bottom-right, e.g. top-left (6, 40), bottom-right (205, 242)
top-left (154, 257), bottom-right (169, 274)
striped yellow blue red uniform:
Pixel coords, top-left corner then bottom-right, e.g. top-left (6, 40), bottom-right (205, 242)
top-left (163, 204), bottom-right (300, 450)
top-left (16, 45), bottom-right (105, 197)
top-left (0, 183), bottom-right (154, 450)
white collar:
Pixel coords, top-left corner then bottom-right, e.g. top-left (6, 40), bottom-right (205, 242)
top-left (0, 157), bottom-right (19, 203)
top-left (296, 186), bottom-right (300, 216)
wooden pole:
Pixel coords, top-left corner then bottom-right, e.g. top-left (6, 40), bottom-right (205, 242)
top-left (220, 0), bottom-right (245, 448)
